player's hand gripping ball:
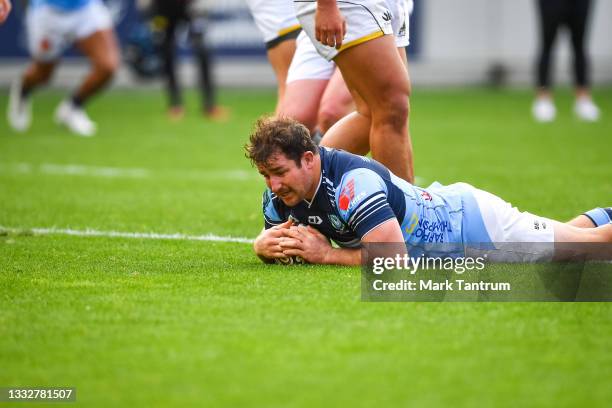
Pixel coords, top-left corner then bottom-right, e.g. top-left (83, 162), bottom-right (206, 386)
top-left (274, 224), bottom-right (308, 265)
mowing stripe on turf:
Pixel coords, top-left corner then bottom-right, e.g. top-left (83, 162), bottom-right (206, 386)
top-left (0, 226), bottom-right (254, 244)
top-left (0, 162), bottom-right (258, 180)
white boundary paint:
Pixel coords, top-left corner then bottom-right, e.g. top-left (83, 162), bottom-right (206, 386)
top-left (0, 162), bottom-right (258, 181)
top-left (0, 162), bottom-right (426, 186)
top-left (0, 226), bottom-right (254, 244)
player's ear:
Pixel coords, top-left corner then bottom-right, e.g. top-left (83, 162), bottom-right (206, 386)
top-left (302, 151), bottom-right (315, 169)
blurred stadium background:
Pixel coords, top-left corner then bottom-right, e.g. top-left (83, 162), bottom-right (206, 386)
top-left (1, 0), bottom-right (611, 89)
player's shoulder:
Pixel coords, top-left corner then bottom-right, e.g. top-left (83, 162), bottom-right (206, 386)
top-left (335, 168), bottom-right (388, 213)
top-left (321, 147), bottom-right (388, 183)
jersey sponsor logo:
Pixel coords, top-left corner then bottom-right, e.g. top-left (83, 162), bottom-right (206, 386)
top-left (339, 179), bottom-right (355, 211)
top-left (348, 191), bottom-right (367, 211)
top-left (308, 215), bottom-right (323, 225)
top-left (398, 20), bottom-right (406, 37)
top-left (420, 191), bottom-right (432, 201)
top-left (382, 10), bottom-right (392, 22)
top-left (534, 219), bottom-right (548, 230)
top-left (410, 219), bottom-right (453, 243)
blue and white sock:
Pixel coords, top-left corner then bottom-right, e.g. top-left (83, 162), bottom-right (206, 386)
top-left (583, 207), bottom-right (612, 227)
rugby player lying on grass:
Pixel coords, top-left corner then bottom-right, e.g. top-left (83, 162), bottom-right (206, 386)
top-left (245, 117), bottom-right (612, 265)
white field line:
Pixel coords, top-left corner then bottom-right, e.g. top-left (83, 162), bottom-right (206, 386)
top-left (40, 163), bottom-right (149, 178)
top-left (0, 162), bottom-right (426, 186)
top-left (0, 162), bottom-right (258, 180)
top-left (0, 226), bottom-right (254, 244)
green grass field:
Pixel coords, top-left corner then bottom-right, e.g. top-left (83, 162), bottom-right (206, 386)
top-left (1, 87), bottom-right (611, 407)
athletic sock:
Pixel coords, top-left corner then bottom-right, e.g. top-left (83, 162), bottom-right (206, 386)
top-left (311, 129), bottom-right (323, 145)
top-left (20, 84), bottom-right (32, 99)
top-left (583, 208), bottom-right (612, 227)
top-left (70, 94), bottom-right (85, 108)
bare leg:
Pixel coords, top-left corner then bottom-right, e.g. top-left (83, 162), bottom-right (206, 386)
top-left (320, 46), bottom-right (411, 163)
top-left (332, 35), bottom-right (413, 182)
top-left (320, 83), bottom-right (370, 155)
top-left (74, 28), bottom-right (119, 105)
top-left (7, 60), bottom-right (56, 132)
top-left (317, 68), bottom-right (354, 133)
top-left (21, 60), bottom-right (57, 94)
top-left (277, 79), bottom-right (329, 132)
top-left (554, 221), bottom-right (612, 242)
top-left (567, 215), bottom-right (597, 228)
top-left (553, 221), bottom-right (612, 260)
top-left (395, 46), bottom-right (413, 175)
top-left (266, 39), bottom-right (297, 113)
top-left (536, 89), bottom-right (553, 99)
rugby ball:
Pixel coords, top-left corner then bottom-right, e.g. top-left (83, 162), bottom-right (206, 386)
top-left (274, 255), bottom-right (306, 265)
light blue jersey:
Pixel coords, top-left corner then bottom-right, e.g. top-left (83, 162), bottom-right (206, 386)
top-left (263, 147), bottom-right (493, 256)
top-left (30, 0), bottom-right (92, 11)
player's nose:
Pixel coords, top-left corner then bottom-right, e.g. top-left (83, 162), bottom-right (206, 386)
top-left (269, 176), bottom-right (283, 193)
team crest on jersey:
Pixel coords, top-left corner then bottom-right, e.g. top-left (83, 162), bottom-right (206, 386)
top-left (328, 214), bottom-right (345, 232)
top-left (338, 179), bottom-right (355, 211)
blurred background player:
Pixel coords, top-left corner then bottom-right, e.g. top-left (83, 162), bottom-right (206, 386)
top-left (7, 0), bottom-right (119, 136)
top-left (278, 31), bottom-right (354, 143)
top-left (245, 0), bottom-right (301, 112)
top-left (148, 0), bottom-right (226, 121)
top-left (533, 0), bottom-right (600, 122)
top-left (294, 0), bottom-right (414, 183)
top-left (0, 0), bottom-right (12, 24)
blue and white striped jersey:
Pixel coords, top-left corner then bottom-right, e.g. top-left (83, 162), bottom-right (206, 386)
top-left (262, 147), bottom-right (492, 251)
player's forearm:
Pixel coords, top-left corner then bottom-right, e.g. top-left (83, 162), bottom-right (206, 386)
top-left (317, 0), bottom-right (337, 8)
top-left (322, 247), bottom-right (361, 266)
top-left (317, 0), bottom-right (339, 14)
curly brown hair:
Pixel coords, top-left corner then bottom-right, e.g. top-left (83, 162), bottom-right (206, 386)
top-left (245, 116), bottom-right (318, 168)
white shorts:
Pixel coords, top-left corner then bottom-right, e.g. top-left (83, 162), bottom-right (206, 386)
top-left (26, 0), bottom-right (112, 61)
top-left (469, 186), bottom-right (555, 262)
top-left (245, 0), bottom-right (301, 45)
top-left (288, 0), bottom-right (411, 81)
top-left (287, 31), bottom-right (336, 83)
top-left (293, 0), bottom-right (410, 61)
